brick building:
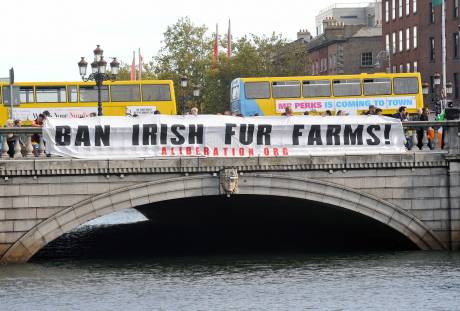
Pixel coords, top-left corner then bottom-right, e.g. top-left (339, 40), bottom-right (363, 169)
top-left (308, 17), bottom-right (383, 75)
top-left (382, 0), bottom-right (460, 106)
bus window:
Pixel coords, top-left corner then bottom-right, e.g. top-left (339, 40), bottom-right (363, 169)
top-left (1, 86), bottom-right (20, 106)
top-left (302, 80), bottom-right (331, 97)
top-left (68, 86), bottom-right (78, 102)
top-left (79, 86), bottom-right (109, 102)
top-left (244, 82), bottom-right (270, 99)
top-left (394, 77), bottom-right (419, 94)
top-left (142, 84), bottom-right (171, 101)
top-left (111, 84), bottom-right (141, 102)
top-left (36, 86), bottom-right (66, 103)
top-left (363, 78), bottom-right (392, 95)
top-left (333, 79), bottom-right (361, 96)
top-left (272, 80), bottom-right (300, 98)
top-left (19, 87), bottom-right (34, 103)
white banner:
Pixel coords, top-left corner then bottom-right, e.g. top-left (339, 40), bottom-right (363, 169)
top-left (276, 96), bottom-right (417, 113)
top-left (126, 106), bottom-right (157, 116)
top-left (11, 107), bottom-right (97, 121)
top-left (43, 115), bottom-right (406, 159)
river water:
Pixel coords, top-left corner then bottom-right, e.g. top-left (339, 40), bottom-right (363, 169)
top-left (1, 209), bottom-right (460, 310)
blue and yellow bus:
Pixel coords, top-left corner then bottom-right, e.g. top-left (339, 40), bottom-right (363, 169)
top-left (230, 73), bottom-right (424, 116)
top-left (0, 80), bottom-right (176, 125)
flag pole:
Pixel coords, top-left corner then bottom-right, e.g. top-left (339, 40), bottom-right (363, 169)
top-left (138, 48), bottom-right (142, 80)
top-left (441, 0), bottom-right (447, 110)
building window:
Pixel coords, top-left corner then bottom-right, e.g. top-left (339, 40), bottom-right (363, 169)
top-left (406, 28), bottom-right (410, 50)
top-left (406, 63), bottom-right (411, 72)
top-left (386, 34), bottom-right (390, 52)
top-left (406, 0), bottom-right (411, 15)
top-left (413, 26), bottom-right (418, 48)
top-left (392, 32), bottom-right (397, 53)
top-left (361, 52), bottom-right (373, 67)
top-left (399, 0), bottom-right (403, 17)
top-left (454, 73), bottom-right (459, 99)
top-left (392, 0), bottom-right (396, 19)
top-left (413, 61), bottom-right (418, 72)
top-left (430, 37), bottom-right (435, 61)
top-left (399, 30), bottom-right (403, 52)
top-left (399, 64), bottom-right (404, 73)
top-left (454, 33), bottom-right (459, 58)
top-left (430, 2), bottom-right (435, 23)
top-left (413, 0), bottom-right (417, 13)
top-left (392, 65), bottom-right (397, 73)
top-left (385, 1), bottom-right (390, 21)
top-left (455, 0), bottom-right (459, 19)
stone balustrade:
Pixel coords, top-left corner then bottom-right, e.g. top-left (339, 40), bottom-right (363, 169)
top-left (0, 121), bottom-right (459, 159)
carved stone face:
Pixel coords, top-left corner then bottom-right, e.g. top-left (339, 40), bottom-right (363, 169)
top-left (220, 169), bottom-right (239, 195)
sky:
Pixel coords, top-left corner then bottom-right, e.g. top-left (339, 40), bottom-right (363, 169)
top-left (1, 0), bottom-right (358, 82)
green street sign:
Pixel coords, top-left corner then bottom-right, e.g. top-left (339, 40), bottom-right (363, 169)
top-left (432, 0), bottom-right (443, 7)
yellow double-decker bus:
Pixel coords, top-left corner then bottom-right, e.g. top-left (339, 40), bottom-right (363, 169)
top-left (230, 73), bottom-right (424, 116)
top-left (0, 80), bottom-right (176, 125)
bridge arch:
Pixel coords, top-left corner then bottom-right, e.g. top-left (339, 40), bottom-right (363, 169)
top-left (1, 174), bottom-right (446, 262)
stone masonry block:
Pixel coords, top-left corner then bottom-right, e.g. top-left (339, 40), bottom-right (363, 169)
top-left (86, 183), bottom-right (110, 195)
top-left (183, 178), bottom-right (204, 191)
top-left (28, 196), bottom-right (60, 208)
top-left (12, 197), bottom-right (29, 208)
top-left (387, 199), bottom-right (412, 210)
top-left (0, 220), bottom-right (13, 232)
top-left (4, 208), bottom-right (36, 220)
top-left (184, 188), bottom-right (203, 198)
top-left (363, 177), bottom-right (386, 188)
top-left (19, 184), bottom-right (49, 196)
top-left (13, 219), bottom-right (40, 232)
top-left (411, 199), bottom-right (441, 210)
top-left (451, 209), bottom-right (460, 221)
top-left (287, 189), bottom-right (306, 200)
top-left (385, 176), bottom-right (412, 188)
top-left (57, 183), bottom-right (89, 195)
top-left (0, 185), bottom-right (20, 196)
top-left (55, 210), bottom-right (78, 228)
top-left (131, 195), bottom-right (149, 208)
top-left (109, 191), bottom-right (131, 206)
top-left (37, 207), bottom-right (63, 219)
top-left (92, 196), bottom-right (112, 211)
top-left (0, 232), bottom-right (25, 244)
top-left (0, 197), bottom-right (13, 209)
top-left (410, 209), bottom-right (435, 221)
top-left (251, 186), bottom-right (271, 196)
top-left (111, 200), bottom-right (133, 212)
top-left (74, 203), bottom-right (94, 219)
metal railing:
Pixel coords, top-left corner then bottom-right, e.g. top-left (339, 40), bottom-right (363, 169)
top-left (0, 121), bottom-right (459, 160)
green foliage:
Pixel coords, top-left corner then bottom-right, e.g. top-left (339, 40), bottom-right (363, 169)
top-left (118, 17), bottom-right (310, 113)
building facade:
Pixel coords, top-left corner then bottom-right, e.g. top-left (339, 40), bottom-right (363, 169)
top-left (382, 0), bottom-right (460, 107)
top-left (308, 18), bottom-right (383, 76)
top-left (315, 1), bottom-right (382, 36)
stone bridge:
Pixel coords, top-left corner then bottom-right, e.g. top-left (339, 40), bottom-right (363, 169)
top-left (0, 121), bottom-right (459, 262)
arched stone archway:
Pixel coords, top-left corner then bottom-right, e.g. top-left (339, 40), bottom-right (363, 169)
top-left (1, 174), bottom-right (446, 262)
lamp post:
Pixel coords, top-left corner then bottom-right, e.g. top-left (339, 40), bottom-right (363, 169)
top-left (375, 49), bottom-right (392, 73)
top-left (179, 75), bottom-right (188, 114)
top-left (193, 85), bottom-right (201, 112)
top-left (78, 45), bottom-right (120, 116)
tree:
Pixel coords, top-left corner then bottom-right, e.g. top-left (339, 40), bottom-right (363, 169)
top-left (117, 18), bottom-right (310, 114)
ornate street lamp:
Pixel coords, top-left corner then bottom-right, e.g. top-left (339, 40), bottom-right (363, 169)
top-left (446, 82), bottom-right (453, 95)
top-left (179, 76), bottom-right (188, 114)
top-left (78, 45), bottom-right (119, 116)
top-left (193, 84), bottom-right (202, 112)
top-left (422, 82), bottom-right (430, 95)
top-left (433, 73), bottom-right (441, 86)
